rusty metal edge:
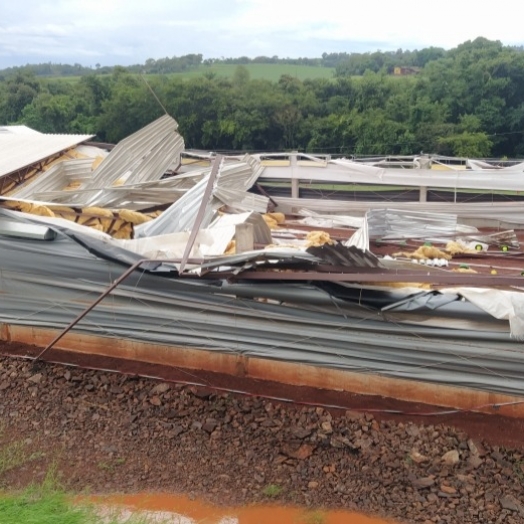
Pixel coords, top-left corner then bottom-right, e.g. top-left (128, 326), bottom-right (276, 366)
top-left (2, 323), bottom-right (524, 419)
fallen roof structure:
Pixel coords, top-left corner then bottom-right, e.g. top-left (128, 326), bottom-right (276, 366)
top-left (1, 117), bottom-right (524, 419)
top-left (0, 128), bottom-right (94, 194)
top-left (256, 153), bottom-right (524, 228)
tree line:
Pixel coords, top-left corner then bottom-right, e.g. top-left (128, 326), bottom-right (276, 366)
top-left (0, 37), bottom-right (523, 158)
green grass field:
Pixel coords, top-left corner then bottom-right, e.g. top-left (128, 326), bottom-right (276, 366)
top-left (52, 63), bottom-right (335, 84)
top-left (170, 63), bottom-right (335, 81)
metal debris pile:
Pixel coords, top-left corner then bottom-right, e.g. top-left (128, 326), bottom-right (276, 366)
top-left (1, 116), bottom-right (524, 406)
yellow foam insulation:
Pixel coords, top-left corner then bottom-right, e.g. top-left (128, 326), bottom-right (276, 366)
top-left (3, 167), bottom-right (38, 196)
top-left (431, 164), bottom-right (467, 171)
top-left (42, 150), bottom-right (88, 171)
top-left (225, 240), bottom-right (236, 255)
top-left (266, 212), bottom-right (285, 224)
top-left (306, 230), bottom-right (335, 247)
top-left (91, 156), bottom-right (105, 170)
top-left (262, 214), bottom-right (279, 230)
top-left (49, 205), bottom-right (77, 220)
top-left (0, 200), bottom-right (154, 240)
top-left (110, 220), bottom-right (133, 240)
top-left (393, 245), bottom-right (452, 261)
top-left (118, 209), bottom-right (153, 225)
top-left (445, 241), bottom-right (478, 255)
top-left (3, 200), bottom-right (55, 217)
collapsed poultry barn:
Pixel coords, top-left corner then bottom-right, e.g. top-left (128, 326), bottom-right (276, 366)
top-left (1, 115), bottom-right (524, 418)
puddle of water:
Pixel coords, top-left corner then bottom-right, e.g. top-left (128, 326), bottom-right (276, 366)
top-left (92, 493), bottom-right (396, 524)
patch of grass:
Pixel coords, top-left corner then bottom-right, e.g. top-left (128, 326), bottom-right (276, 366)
top-left (0, 440), bottom-right (29, 476)
top-left (262, 483), bottom-right (283, 497)
top-left (0, 428), bottom-right (43, 478)
top-left (0, 469), bottom-right (93, 524)
top-left (0, 471), bottom-right (160, 524)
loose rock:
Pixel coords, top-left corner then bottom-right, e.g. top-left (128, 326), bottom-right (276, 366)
top-left (442, 450), bottom-right (460, 466)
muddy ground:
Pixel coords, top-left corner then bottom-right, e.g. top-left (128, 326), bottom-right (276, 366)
top-left (1, 342), bottom-right (524, 523)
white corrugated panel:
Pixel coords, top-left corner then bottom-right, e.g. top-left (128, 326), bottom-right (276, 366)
top-left (0, 133), bottom-right (94, 179)
top-left (261, 158), bottom-right (524, 191)
top-left (0, 125), bottom-right (43, 135)
top-left (12, 159), bottom-right (93, 199)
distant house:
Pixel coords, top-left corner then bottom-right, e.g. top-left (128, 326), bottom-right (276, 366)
top-left (393, 66), bottom-right (421, 76)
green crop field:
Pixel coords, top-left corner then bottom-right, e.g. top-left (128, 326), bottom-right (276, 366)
top-left (167, 63), bottom-right (335, 81)
top-left (51, 63), bottom-right (336, 84)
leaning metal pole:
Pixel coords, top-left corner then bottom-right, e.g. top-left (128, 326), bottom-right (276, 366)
top-left (32, 155), bottom-right (225, 363)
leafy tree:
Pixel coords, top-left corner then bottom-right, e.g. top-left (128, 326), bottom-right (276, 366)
top-left (0, 72), bottom-right (40, 123)
top-left (438, 132), bottom-right (492, 157)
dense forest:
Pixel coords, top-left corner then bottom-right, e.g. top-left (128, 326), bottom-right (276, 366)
top-left (1, 37), bottom-right (523, 157)
top-left (0, 48), bottom-right (448, 77)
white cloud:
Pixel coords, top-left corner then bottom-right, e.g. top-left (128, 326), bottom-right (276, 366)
top-left (0, 0), bottom-right (523, 67)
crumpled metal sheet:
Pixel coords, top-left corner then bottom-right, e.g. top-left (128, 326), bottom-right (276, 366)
top-left (0, 210), bottom-right (523, 398)
top-left (135, 155), bottom-right (268, 238)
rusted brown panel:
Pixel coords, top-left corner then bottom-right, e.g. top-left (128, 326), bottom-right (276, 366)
top-left (3, 324), bottom-right (524, 418)
top-left (246, 358), bottom-right (519, 416)
top-left (5, 325), bottom-right (243, 376)
top-left (0, 323), bottom-right (11, 342)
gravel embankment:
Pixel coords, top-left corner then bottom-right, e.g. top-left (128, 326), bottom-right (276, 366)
top-left (1, 355), bottom-right (524, 523)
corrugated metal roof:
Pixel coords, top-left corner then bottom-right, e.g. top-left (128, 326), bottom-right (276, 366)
top-left (135, 155), bottom-right (267, 238)
top-left (274, 198), bottom-right (524, 225)
top-left (11, 159), bottom-right (93, 200)
top-left (1, 219), bottom-right (524, 398)
top-left (10, 116), bottom-right (185, 208)
top-left (306, 244), bottom-right (382, 268)
top-left (0, 125), bottom-right (42, 135)
top-left (366, 208), bottom-right (462, 239)
top-left (0, 133), bottom-right (94, 179)
top-left (81, 115), bottom-right (184, 206)
top-left (260, 157), bottom-right (524, 191)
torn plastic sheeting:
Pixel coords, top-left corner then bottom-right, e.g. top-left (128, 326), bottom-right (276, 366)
top-left (440, 287), bottom-right (524, 340)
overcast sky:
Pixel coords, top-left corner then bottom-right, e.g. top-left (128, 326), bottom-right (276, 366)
top-left (1, 0), bottom-right (523, 68)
